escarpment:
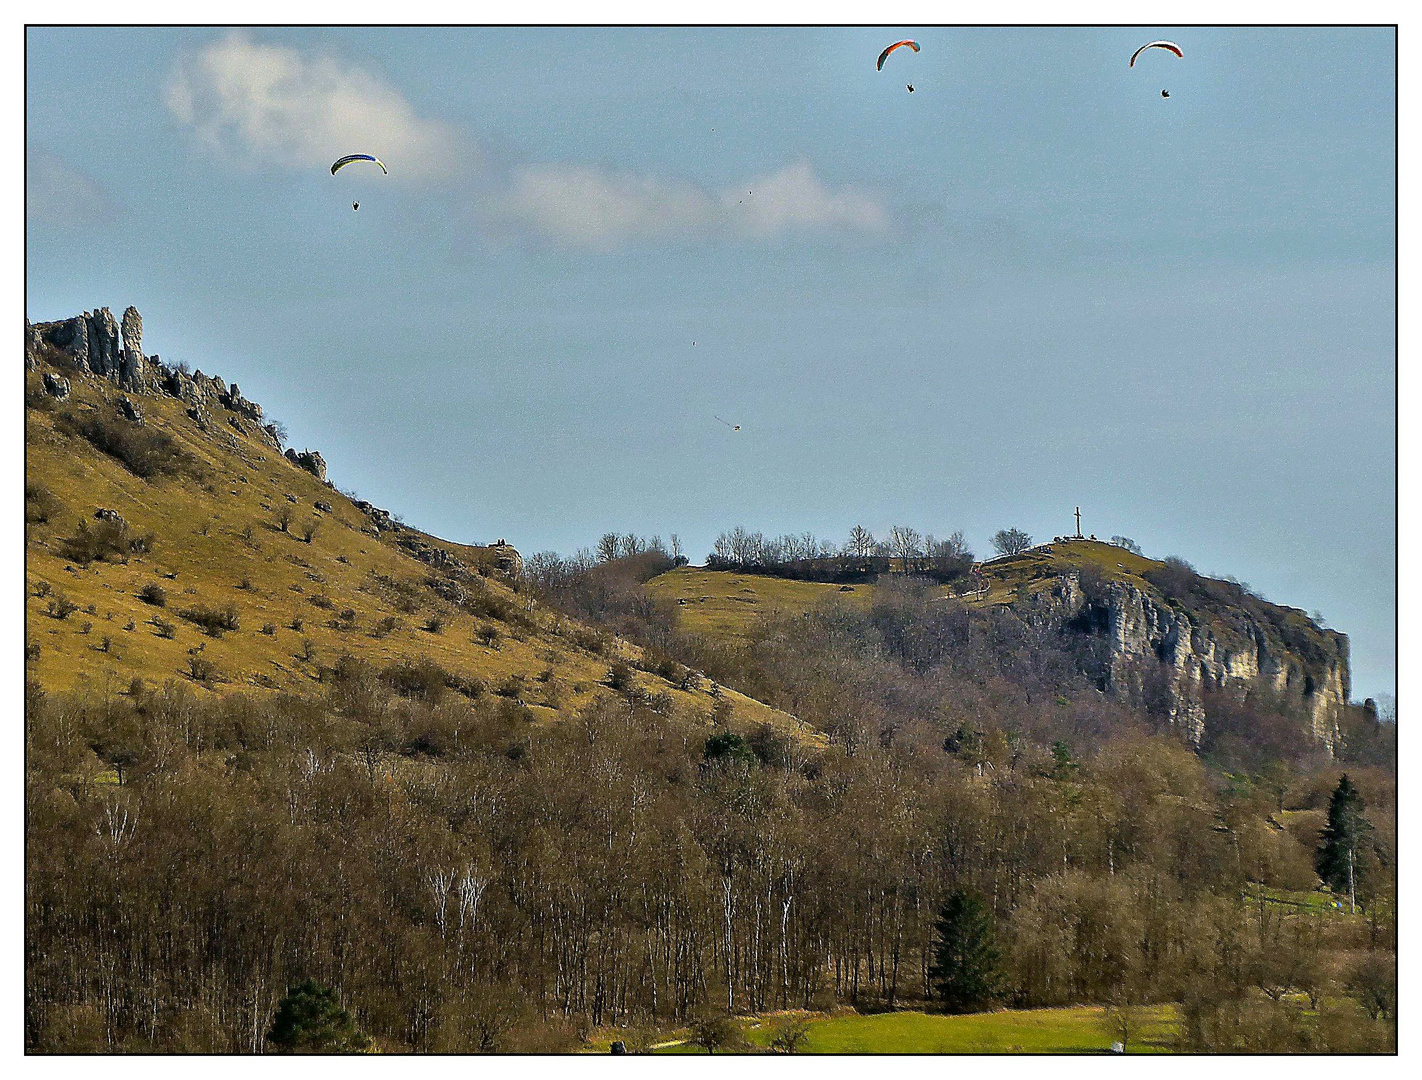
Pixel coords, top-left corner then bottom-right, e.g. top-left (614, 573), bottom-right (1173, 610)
top-left (1025, 550), bottom-right (1349, 753)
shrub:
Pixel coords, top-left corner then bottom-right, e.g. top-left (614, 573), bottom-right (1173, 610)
top-left (152, 616), bottom-right (177, 639)
top-left (381, 658), bottom-right (449, 703)
top-left (61, 519), bottom-right (155, 566)
top-left (32, 580), bottom-right (52, 598)
top-left (24, 483), bottom-right (61, 525)
top-left (604, 661), bottom-right (635, 692)
top-left (308, 594), bottom-right (333, 610)
top-left (275, 505), bottom-right (293, 533)
top-left (188, 655), bottom-right (218, 683)
top-left (289, 617), bottom-right (304, 633)
top-left (266, 980), bottom-right (370, 1054)
top-left (260, 622), bottom-right (277, 635)
top-left (47, 595), bottom-right (78, 620)
top-left (178, 603), bottom-right (240, 638)
top-left (446, 672), bottom-right (486, 700)
top-left (137, 583), bottom-right (167, 607)
top-left (476, 623), bottom-right (501, 648)
top-left (300, 520), bottom-right (320, 544)
top-left (423, 614), bottom-right (445, 634)
top-left (372, 615), bottom-right (401, 639)
top-left (58, 411), bottom-right (193, 479)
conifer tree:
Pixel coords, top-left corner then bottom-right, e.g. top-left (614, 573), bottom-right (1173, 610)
top-left (1316, 774), bottom-right (1370, 913)
top-left (928, 889), bottom-right (1001, 1013)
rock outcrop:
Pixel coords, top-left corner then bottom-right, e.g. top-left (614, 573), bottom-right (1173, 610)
top-left (1032, 569), bottom-right (1348, 753)
top-left (284, 449), bottom-right (327, 482)
top-left (32, 305), bottom-right (297, 457)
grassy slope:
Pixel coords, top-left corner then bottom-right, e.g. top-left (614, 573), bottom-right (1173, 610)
top-left (23, 365), bottom-right (796, 735)
top-left (647, 541), bottom-right (1160, 644)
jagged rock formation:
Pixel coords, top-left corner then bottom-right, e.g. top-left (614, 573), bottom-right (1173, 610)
top-left (1034, 568), bottom-right (1348, 753)
top-left (284, 448), bottom-right (327, 482)
top-left (41, 372), bottom-right (70, 400)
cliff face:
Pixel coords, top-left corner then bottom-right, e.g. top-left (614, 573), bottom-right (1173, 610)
top-left (1040, 568), bottom-right (1349, 753)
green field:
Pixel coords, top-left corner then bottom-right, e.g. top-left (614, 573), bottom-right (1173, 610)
top-left (626, 1004), bottom-right (1177, 1054)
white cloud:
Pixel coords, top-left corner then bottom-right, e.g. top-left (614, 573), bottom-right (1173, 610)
top-left (26, 148), bottom-right (114, 226)
top-left (166, 32), bottom-right (457, 178)
top-left (506, 165), bottom-right (715, 246)
top-left (723, 162), bottom-right (888, 237)
top-left (502, 160), bottom-right (888, 247)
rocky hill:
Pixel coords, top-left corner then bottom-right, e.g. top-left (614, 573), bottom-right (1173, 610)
top-left (978, 541), bottom-right (1349, 752)
top-left (24, 306), bottom-right (807, 741)
top-left (649, 539), bottom-right (1350, 755)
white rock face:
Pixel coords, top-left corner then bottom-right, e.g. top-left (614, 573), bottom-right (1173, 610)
top-left (1101, 580), bottom-right (1346, 751)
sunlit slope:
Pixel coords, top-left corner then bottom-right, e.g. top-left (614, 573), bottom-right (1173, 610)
top-left (23, 365), bottom-right (795, 734)
top-left (648, 542), bottom-right (1160, 642)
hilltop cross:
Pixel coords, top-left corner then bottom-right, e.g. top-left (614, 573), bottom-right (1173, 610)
top-left (1074, 506), bottom-right (1082, 538)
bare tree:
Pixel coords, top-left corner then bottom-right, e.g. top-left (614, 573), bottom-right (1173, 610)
top-left (596, 533), bottom-right (621, 562)
top-left (990, 527), bottom-right (1033, 556)
top-left (670, 533), bottom-right (684, 560)
top-left (846, 525), bottom-right (875, 559)
top-left (888, 525), bottom-right (923, 572)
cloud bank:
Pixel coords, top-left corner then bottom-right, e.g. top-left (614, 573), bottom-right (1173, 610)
top-left (167, 34), bottom-right (888, 244)
top-left (167, 32), bottom-right (458, 178)
top-left (505, 161), bottom-right (887, 246)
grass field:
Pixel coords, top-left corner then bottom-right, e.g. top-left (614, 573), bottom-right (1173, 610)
top-left (597, 1004), bottom-right (1179, 1054)
top-left (647, 539), bottom-right (1169, 645)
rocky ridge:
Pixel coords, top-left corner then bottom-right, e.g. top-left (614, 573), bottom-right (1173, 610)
top-left (28, 305), bottom-right (518, 568)
top-left (1034, 556), bottom-right (1349, 753)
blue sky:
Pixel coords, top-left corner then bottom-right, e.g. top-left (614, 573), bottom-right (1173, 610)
top-left (26, 26), bottom-right (1395, 699)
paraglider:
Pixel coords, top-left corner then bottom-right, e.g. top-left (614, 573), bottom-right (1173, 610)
top-left (1129, 41), bottom-right (1182, 99)
top-left (877, 40), bottom-right (919, 71)
top-left (330, 154), bottom-right (387, 175)
top-left (1128, 40), bottom-right (1183, 67)
top-left (714, 416), bottom-right (741, 432)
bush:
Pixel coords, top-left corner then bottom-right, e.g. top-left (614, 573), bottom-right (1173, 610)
top-left (423, 614), bottom-right (445, 634)
top-left (476, 623), bottom-right (501, 648)
top-left (61, 519), bottom-right (155, 566)
top-left (266, 980), bottom-right (370, 1054)
top-left (381, 658), bottom-right (449, 703)
top-left (604, 661), bottom-right (635, 692)
top-left (372, 615), bottom-right (401, 639)
top-left (24, 483), bottom-right (61, 525)
top-left (187, 655), bottom-right (217, 683)
top-left (58, 411), bottom-right (193, 479)
top-left (152, 616), bottom-right (177, 639)
top-left (47, 595), bottom-right (78, 620)
top-left (178, 603), bottom-right (240, 638)
top-left (308, 594), bottom-right (334, 610)
top-left (137, 583), bottom-right (167, 607)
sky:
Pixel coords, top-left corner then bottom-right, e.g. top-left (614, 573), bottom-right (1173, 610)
top-left (25, 26), bottom-right (1396, 700)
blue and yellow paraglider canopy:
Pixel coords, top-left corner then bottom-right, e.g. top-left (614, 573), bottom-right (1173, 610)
top-left (330, 154), bottom-right (388, 175)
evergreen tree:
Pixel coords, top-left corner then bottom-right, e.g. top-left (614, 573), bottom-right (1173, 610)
top-left (1316, 774), bottom-right (1370, 912)
top-left (928, 889), bottom-right (1001, 1013)
top-left (267, 980), bottom-right (371, 1053)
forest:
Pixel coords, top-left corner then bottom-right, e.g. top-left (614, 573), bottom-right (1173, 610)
top-left (26, 547), bottom-right (1395, 1052)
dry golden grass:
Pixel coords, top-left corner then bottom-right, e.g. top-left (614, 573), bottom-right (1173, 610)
top-left (23, 366), bottom-right (797, 737)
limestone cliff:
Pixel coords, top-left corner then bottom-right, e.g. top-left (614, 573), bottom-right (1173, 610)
top-left (1013, 544), bottom-right (1349, 754)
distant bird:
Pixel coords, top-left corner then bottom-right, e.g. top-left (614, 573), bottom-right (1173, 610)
top-left (1161, 90), bottom-right (1170, 98)
top-left (714, 415), bottom-right (741, 432)
top-left (907, 84), bottom-right (915, 93)
top-left (352, 201), bottom-right (360, 211)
